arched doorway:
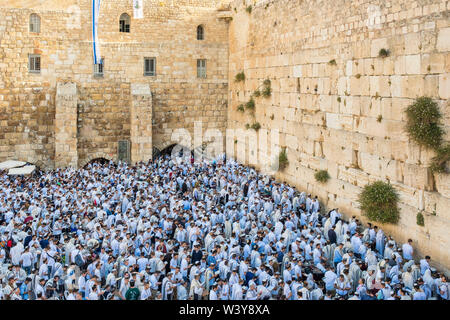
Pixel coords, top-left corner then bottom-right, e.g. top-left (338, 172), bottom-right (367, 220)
top-left (83, 157), bottom-right (111, 169)
top-left (154, 144), bottom-right (194, 160)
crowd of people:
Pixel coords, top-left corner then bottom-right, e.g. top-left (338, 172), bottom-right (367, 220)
top-left (0, 153), bottom-right (448, 300)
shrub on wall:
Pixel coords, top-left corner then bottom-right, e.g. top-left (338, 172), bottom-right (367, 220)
top-left (416, 211), bottom-right (425, 227)
top-left (406, 97), bottom-right (444, 149)
top-left (237, 104), bottom-right (245, 112)
top-left (246, 5), bottom-right (252, 14)
top-left (262, 85), bottom-right (272, 98)
top-left (430, 145), bottom-right (450, 173)
top-left (358, 181), bottom-right (400, 224)
top-left (405, 96), bottom-right (449, 174)
top-left (278, 147), bottom-right (289, 171)
top-left (251, 122), bottom-right (261, 131)
top-left (378, 48), bottom-right (390, 58)
top-left (245, 97), bottom-right (255, 111)
top-left (314, 170), bottom-right (330, 183)
top-left (235, 72), bottom-right (245, 82)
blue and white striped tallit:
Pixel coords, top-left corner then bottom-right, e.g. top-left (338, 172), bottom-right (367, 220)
top-left (92, 0), bottom-right (101, 65)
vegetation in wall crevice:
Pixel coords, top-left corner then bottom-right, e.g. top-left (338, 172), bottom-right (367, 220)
top-left (416, 211), bottom-right (425, 227)
top-left (314, 170), bottom-right (330, 183)
top-left (278, 147), bottom-right (289, 171)
top-left (405, 97), bottom-right (449, 174)
top-left (358, 181), bottom-right (400, 224)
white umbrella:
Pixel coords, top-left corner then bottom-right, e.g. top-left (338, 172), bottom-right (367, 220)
top-left (8, 165), bottom-right (36, 176)
top-left (0, 160), bottom-right (26, 170)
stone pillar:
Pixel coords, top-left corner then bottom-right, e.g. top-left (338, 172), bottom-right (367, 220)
top-left (130, 83), bottom-right (152, 164)
top-left (55, 82), bottom-right (78, 168)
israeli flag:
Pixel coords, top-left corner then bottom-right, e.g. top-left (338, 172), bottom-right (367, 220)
top-left (92, 0), bottom-right (101, 65)
top-left (133, 0), bottom-right (144, 19)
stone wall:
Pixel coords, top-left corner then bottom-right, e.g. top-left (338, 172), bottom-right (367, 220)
top-left (55, 82), bottom-right (78, 168)
top-left (0, 0), bottom-right (229, 167)
top-left (227, 0), bottom-right (450, 273)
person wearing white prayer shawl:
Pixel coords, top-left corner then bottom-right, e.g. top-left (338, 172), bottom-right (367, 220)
top-left (323, 265), bottom-right (337, 293)
top-left (420, 256), bottom-right (431, 275)
top-left (349, 260), bottom-right (362, 291)
top-left (217, 279), bottom-right (229, 300)
top-left (365, 268), bottom-right (376, 293)
top-left (375, 228), bottom-right (385, 257)
top-left (245, 281), bottom-right (257, 300)
top-left (161, 273), bottom-right (174, 300)
top-left (334, 220), bottom-right (343, 242)
top-left (10, 242), bottom-right (24, 266)
top-left (365, 249), bottom-right (378, 268)
top-left (437, 275), bottom-right (449, 300)
top-left (231, 279), bottom-right (244, 300)
top-left (356, 278), bottom-right (367, 297)
top-left (399, 288), bottom-right (411, 300)
top-left (209, 283), bottom-right (219, 300)
top-left (309, 283), bottom-right (323, 300)
top-left (402, 239), bottom-right (414, 261)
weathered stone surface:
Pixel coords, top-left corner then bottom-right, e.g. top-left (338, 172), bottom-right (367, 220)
top-left (227, 0), bottom-right (450, 273)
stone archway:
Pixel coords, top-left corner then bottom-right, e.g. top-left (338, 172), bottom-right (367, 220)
top-left (153, 142), bottom-right (194, 159)
top-left (78, 152), bottom-right (114, 168)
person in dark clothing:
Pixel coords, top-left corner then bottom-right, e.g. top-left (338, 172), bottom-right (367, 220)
top-left (181, 182), bottom-right (188, 194)
top-left (244, 268), bottom-right (256, 287)
top-left (243, 183), bottom-right (249, 198)
top-left (191, 244), bottom-right (203, 264)
top-left (328, 226), bottom-right (337, 244)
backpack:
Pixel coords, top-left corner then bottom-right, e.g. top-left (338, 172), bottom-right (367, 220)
top-left (74, 254), bottom-right (84, 268)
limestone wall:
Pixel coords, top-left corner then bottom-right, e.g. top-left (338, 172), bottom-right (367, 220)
top-left (227, 0), bottom-right (450, 273)
top-left (0, 0), bottom-right (229, 167)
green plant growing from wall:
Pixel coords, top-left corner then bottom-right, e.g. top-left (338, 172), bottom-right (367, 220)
top-left (278, 147), bottom-right (289, 171)
top-left (251, 122), bottom-right (261, 131)
top-left (314, 170), bottom-right (330, 183)
top-left (245, 123), bottom-right (250, 130)
top-left (251, 79), bottom-right (272, 101)
top-left (406, 97), bottom-right (444, 149)
top-left (262, 79), bottom-right (272, 97)
top-left (328, 59), bottom-right (337, 66)
top-left (358, 181), bottom-right (400, 224)
top-left (378, 48), bottom-right (390, 58)
top-left (245, 97), bottom-right (255, 111)
top-left (235, 71), bottom-right (245, 82)
top-left (416, 211), bottom-right (425, 226)
top-left (246, 5), bottom-right (252, 14)
top-left (262, 86), bottom-right (272, 98)
top-left (237, 104), bottom-right (245, 112)
top-left (405, 97), bottom-right (449, 174)
top-left (430, 144), bottom-right (450, 173)
top-left (377, 115), bottom-right (383, 122)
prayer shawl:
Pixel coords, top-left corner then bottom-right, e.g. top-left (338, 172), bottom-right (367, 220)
top-left (411, 265), bottom-right (421, 282)
top-left (365, 249), bottom-right (378, 267)
top-left (349, 262), bottom-right (362, 291)
top-left (323, 243), bottom-right (335, 263)
top-left (224, 220), bottom-right (232, 239)
top-left (376, 230), bottom-right (385, 256)
top-left (323, 218), bottom-right (331, 240)
top-left (335, 220), bottom-right (342, 239)
top-left (161, 277), bottom-right (171, 300)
